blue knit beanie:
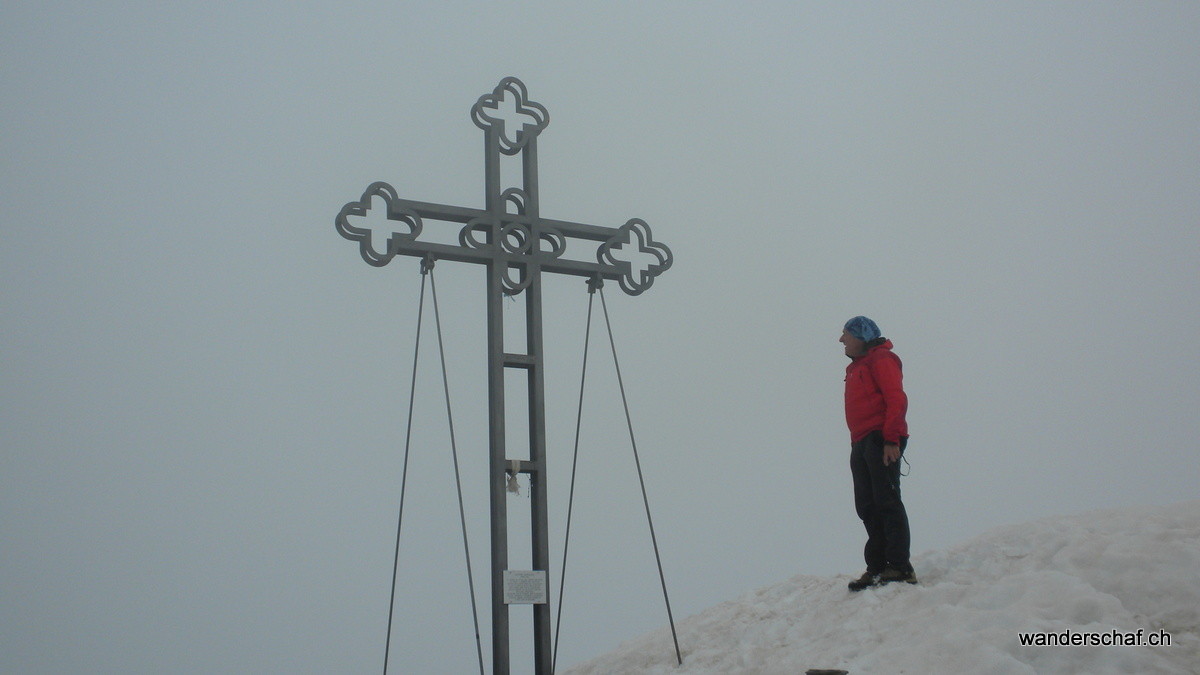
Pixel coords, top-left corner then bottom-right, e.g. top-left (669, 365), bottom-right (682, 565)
top-left (844, 316), bottom-right (882, 342)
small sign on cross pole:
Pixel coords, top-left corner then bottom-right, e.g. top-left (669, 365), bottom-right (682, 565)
top-left (336, 77), bottom-right (672, 675)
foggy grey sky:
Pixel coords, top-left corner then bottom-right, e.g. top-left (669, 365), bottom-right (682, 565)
top-left (3, 2), bottom-right (1199, 673)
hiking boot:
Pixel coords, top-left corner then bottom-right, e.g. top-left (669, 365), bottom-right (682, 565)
top-left (847, 569), bottom-right (881, 592)
top-left (878, 566), bottom-right (918, 585)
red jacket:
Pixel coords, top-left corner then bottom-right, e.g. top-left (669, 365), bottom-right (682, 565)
top-left (844, 340), bottom-right (909, 444)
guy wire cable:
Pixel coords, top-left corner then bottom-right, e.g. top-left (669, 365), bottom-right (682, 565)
top-left (551, 276), bottom-right (599, 673)
top-left (382, 260), bottom-right (428, 675)
top-left (598, 285), bottom-right (683, 666)
top-left (427, 257), bottom-right (486, 675)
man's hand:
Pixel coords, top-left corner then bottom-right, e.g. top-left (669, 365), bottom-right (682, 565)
top-left (883, 443), bottom-right (901, 466)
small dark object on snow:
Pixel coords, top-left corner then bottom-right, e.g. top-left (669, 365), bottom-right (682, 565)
top-left (806, 670), bottom-right (849, 675)
top-left (879, 566), bottom-right (918, 585)
top-left (847, 569), bottom-right (880, 591)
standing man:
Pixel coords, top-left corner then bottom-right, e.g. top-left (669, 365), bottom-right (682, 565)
top-left (841, 316), bottom-right (916, 590)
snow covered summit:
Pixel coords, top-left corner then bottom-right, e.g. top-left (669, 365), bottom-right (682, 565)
top-left (564, 501), bottom-right (1200, 674)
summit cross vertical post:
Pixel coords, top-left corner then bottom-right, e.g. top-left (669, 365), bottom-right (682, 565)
top-left (336, 78), bottom-right (672, 674)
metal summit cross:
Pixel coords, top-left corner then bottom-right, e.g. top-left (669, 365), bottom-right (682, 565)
top-left (335, 77), bottom-right (672, 674)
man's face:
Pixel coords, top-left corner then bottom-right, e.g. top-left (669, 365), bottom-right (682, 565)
top-left (840, 329), bottom-right (866, 358)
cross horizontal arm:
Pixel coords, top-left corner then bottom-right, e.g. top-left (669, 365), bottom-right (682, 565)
top-left (338, 181), bottom-right (671, 295)
top-left (399, 199), bottom-right (625, 242)
top-left (398, 199), bottom-right (482, 225)
top-left (380, 232), bottom-right (628, 282)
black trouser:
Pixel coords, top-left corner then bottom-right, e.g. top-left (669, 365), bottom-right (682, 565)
top-left (850, 431), bottom-right (911, 573)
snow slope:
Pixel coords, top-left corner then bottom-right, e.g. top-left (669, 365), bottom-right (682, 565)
top-left (563, 501), bottom-right (1200, 674)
